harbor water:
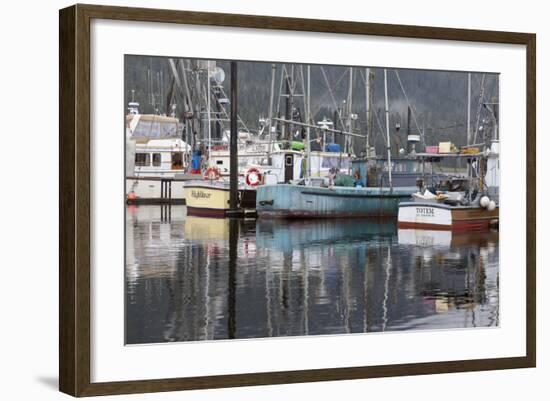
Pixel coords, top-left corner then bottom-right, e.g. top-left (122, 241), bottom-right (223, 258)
top-left (125, 205), bottom-right (499, 344)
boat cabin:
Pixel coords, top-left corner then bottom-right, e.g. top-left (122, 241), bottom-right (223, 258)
top-left (126, 110), bottom-right (190, 178)
top-left (131, 138), bottom-right (191, 177)
top-left (352, 157), bottom-right (446, 188)
top-left (261, 150), bottom-right (353, 185)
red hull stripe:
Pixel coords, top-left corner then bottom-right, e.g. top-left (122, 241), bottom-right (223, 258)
top-left (398, 219), bottom-right (495, 232)
top-left (186, 206), bottom-right (227, 218)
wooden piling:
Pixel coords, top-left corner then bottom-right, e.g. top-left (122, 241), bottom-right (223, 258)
top-left (228, 61), bottom-right (241, 217)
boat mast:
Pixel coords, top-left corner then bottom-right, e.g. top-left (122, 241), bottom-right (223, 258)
top-left (179, 60), bottom-right (195, 154)
top-left (365, 67), bottom-right (371, 156)
top-left (383, 69), bottom-right (393, 189)
top-left (306, 65), bottom-right (311, 179)
top-left (275, 66), bottom-right (285, 140)
top-left (206, 61), bottom-right (212, 160)
top-left (346, 67), bottom-right (353, 155)
top-left (467, 72), bottom-right (471, 145)
top-left (283, 67), bottom-right (292, 141)
top-left (466, 72), bottom-right (472, 178)
top-left (267, 64), bottom-right (276, 154)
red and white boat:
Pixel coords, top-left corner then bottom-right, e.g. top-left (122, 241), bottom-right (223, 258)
top-left (398, 142), bottom-right (500, 231)
top-left (398, 200), bottom-right (498, 231)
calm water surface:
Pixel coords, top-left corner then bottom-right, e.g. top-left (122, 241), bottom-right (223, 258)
top-left (125, 205), bottom-right (499, 344)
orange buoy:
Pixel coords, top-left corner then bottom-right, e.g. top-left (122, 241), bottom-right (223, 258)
top-left (127, 191), bottom-right (136, 200)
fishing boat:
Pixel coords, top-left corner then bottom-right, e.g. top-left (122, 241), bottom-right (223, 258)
top-left (257, 183), bottom-right (417, 218)
top-left (398, 201), bottom-right (498, 231)
top-left (257, 67), bottom-right (441, 219)
top-left (397, 150), bottom-right (499, 231)
top-left (183, 174), bottom-right (258, 217)
top-left (175, 59), bottom-right (259, 217)
top-left (183, 60), bottom-right (361, 217)
top-left (125, 101), bottom-right (200, 204)
top-left (183, 180), bottom-right (230, 218)
top-left (255, 146), bottom-right (495, 219)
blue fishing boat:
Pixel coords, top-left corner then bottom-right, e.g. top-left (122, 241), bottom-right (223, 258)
top-left (256, 184), bottom-right (417, 218)
top-left (255, 68), bottom-right (452, 220)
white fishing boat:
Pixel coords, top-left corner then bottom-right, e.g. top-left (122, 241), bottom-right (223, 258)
top-left (125, 103), bottom-right (199, 204)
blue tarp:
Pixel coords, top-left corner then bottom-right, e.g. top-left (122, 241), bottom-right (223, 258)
top-left (191, 151), bottom-right (201, 170)
top-left (325, 143), bottom-right (341, 152)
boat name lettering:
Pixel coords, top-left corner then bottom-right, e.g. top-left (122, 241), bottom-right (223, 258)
top-left (191, 190), bottom-right (212, 199)
top-left (416, 207), bottom-right (435, 216)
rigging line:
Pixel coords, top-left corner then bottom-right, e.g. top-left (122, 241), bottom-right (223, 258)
top-left (273, 64), bottom-right (287, 138)
top-left (424, 123), bottom-right (466, 131)
top-left (289, 64), bottom-right (296, 95)
top-left (309, 69), bottom-right (348, 118)
top-left (299, 65), bottom-right (307, 123)
top-left (309, 67), bottom-right (350, 125)
top-left (286, 66), bottom-right (346, 125)
top-left (216, 84), bottom-right (250, 133)
top-left (394, 70), bottom-right (424, 145)
top-left (358, 70), bottom-right (379, 144)
top-left (166, 60), bottom-right (187, 119)
top-left (372, 108), bottom-right (386, 148)
top-left (320, 66), bottom-right (347, 131)
top-left (472, 74), bottom-right (486, 144)
top-left (282, 64), bottom-right (297, 102)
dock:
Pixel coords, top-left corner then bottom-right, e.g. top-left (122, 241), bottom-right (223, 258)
top-left (126, 174), bottom-right (201, 205)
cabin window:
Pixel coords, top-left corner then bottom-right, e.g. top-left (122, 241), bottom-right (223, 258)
top-left (152, 153), bottom-right (161, 167)
top-left (135, 153), bottom-right (150, 167)
top-left (216, 160), bottom-right (224, 165)
top-left (285, 155), bottom-right (293, 166)
top-left (171, 152), bottom-right (184, 170)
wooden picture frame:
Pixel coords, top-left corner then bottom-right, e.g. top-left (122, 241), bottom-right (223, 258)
top-left (59, 3), bottom-right (536, 397)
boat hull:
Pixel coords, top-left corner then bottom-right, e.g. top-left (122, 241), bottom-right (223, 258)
top-left (184, 183), bottom-right (230, 217)
top-left (397, 201), bottom-right (499, 231)
top-left (256, 184), bottom-right (417, 218)
top-left (183, 182), bottom-right (257, 217)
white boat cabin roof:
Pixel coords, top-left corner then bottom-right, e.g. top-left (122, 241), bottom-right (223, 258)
top-left (135, 138), bottom-right (190, 152)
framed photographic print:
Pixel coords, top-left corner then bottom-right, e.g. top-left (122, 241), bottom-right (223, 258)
top-left (59, 4), bottom-right (536, 397)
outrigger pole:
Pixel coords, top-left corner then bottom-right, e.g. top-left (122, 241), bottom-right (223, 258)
top-left (272, 118), bottom-right (365, 139)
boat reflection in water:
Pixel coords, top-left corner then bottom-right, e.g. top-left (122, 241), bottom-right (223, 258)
top-left (125, 205), bottom-right (499, 344)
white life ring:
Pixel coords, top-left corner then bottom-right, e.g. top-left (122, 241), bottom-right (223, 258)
top-left (245, 167), bottom-right (262, 187)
